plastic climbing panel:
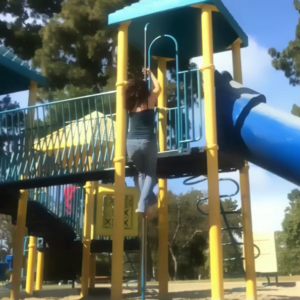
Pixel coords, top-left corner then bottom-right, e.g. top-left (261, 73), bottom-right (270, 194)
top-left (95, 184), bottom-right (139, 237)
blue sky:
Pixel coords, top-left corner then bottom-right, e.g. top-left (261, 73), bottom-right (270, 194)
top-left (1, 1), bottom-right (300, 232)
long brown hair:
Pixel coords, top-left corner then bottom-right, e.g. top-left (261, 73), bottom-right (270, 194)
top-left (125, 78), bottom-right (150, 111)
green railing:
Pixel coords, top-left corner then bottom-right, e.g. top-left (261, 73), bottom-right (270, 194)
top-left (0, 69), bottom-right (202, 185)
top-left (0, 92), bottom-right (117, 183)
top-left (29, 184), bottom-right (85, 238)
top-left (0, 70), bottom-right (202, 240)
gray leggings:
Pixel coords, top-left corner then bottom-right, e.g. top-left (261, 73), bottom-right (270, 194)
top-left (126, 137), bottom-right (157, 213)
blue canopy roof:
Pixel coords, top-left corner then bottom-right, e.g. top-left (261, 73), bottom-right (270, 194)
top-left (0, 46), bottom-right (47, 95)
top-left (108, 0), bottom-right (248, 61)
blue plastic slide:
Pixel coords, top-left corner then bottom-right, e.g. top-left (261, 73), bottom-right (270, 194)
top-left (215, 71), bottom-right (300, 186)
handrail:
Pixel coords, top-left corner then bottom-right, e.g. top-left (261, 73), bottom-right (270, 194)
top-left (0, 90), bottom-right (116, 115)
top-left (147, 34), bottom-right (181, 148)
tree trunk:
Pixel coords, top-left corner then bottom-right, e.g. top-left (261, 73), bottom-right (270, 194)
top-left (169, 246), bottom-right (177, 280)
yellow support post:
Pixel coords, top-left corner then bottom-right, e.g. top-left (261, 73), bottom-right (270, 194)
top-left (35, 251), bottom-right (44, 291)
top-left (25, 80), bottom-right (38, 295)
top-left (80, 181), bottom-right (94, 297)
top-left (111, 21), bottom-right (130, 300)
top-left (89, 182), bottom-right (97, 289)
top-left (157, 57), bottom-right (169, 299)
top-left (28, 81), bottom-right (38, 106)
top-left (10, 190), bottom-right (29, 300)
top-left (26, 237), bottom-right (37, 294)
top-left (201, 5), bottom-right (224, 300)
top-left (232, 40), bottom-right (257, 300)
top-left (25, 81), bottom-right (37, 159)
top-left (89, 254), bottom-right (96, 288)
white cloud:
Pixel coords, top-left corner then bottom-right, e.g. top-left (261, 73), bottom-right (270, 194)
top-left (191, 36), bottom-right (273, 89)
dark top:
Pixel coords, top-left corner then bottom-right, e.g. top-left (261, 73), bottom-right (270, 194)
top-left (127, 109), bottom-right (155, 140)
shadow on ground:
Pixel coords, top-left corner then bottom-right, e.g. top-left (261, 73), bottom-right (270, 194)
top-left (268, 282), bottom-right (297, 288)
top-left (0, 286), bottom-right (299, 300)
top-left (122, 289), bottom-right (300, 300)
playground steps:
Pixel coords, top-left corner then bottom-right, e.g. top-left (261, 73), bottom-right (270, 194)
top-left (0, 188), bottom-right (76, 248)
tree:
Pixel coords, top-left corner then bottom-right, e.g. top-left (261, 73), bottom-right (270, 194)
top-left (166, 190), bottom-right (208, 280)
top-left (275, 230), bottom-right (291, 275)
top-left (33, 0), bottom-right (146, 100)
top-left (147, 189), bottom-right (242, 280)
top-left (0, 0), bottom-right (63, 60)
top-left (268, 0), bottom-right (300, 87)
top-left (282, 189), bottom-right (300, 248)
top-left (220, 199), bottom-right (243, 277)
top-left (197, 196), bottom-right (243, 278)
top-left (291, 103), bottom-right (300, 117)
top-left (0, 0), bottom-right (141, 100)
top-left (274, 189), bottom-right (300, 275)
top-left (268, 0), bottom-right (300, 116)
top-left (147, 189), bottom-right (208, 280)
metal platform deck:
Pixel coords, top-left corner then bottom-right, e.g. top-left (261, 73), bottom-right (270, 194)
top-left (0, 147), bottom-right (244, 189)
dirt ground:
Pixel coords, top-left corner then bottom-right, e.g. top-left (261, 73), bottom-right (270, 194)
top-left (0, 281), bottom-right (299, 300)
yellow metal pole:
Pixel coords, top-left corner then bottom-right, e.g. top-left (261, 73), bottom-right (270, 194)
top-left (232, 40), bottom-right (257, 300)
top-left (201, 5), bottom-right (224, 300)
top-left (89, 254), bottom-right (96, 288)
top-left (28, 81), bottom-right (38, 106)
top-left (25, 81), bottom-right (37, 155)
top-left (10, 190), bottom-right (29, 300)
top-left (80, 181), bottom-right (94, 297)
top-left (35, 251), bottom-right (44, 291)
top-left (89, 181), bottom-right (98, 289)
top-left (111, 21), bottom-right (130, 300)
top-left (157, 57), bottom-right (169, 299)
top-left (25, 80), bottom-right (38, 295)
top-left (25, 237), bottom-right (37, 294)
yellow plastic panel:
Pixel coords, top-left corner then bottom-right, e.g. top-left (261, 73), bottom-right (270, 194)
top-left (95, 184), bottom-right (139, 237)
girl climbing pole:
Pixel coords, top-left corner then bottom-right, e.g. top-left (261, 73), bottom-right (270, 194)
top-left (125, 68), bottom-right (161, 218)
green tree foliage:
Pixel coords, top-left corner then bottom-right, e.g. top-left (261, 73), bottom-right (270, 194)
top-left (33, 0), bottom-right (146, 100)
top-left (198, 197), bottom-right (243, 278)
top-left (268, 0), bottom-right (300, 87)
top-left (166, 190), bottom-right (208, 280)
top-left (0, 0), bottom-right (62, 60)
top-left (147, 189), bottom-right (242, 280)
top-left (291, 103), bottom-right (300, 117)
top-left (220, 199), bottom-right (243, 277)
top-left (275, 189), bottom-right (300, 275)
top-left (268, 0), bottom-right (300, 116)
top-left (275, 231), bottom-right (290, 275)
top-left (282, 189), bottom-right (300, 249)
top-left (1, 1), bottom-right (199, 101)
top-left (0, 0), bottom-right (140, 100)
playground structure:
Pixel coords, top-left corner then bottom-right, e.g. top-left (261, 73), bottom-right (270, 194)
top-left (1, 1), bottom-right (300, 300)
top-left (245, 232), bottom-right (279, 287)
